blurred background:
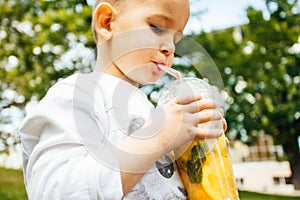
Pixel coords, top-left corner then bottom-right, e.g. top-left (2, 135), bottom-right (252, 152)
top-left (0, 0), bottom-right (299, 199)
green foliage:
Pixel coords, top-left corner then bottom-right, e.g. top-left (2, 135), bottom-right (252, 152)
top-left (0, 0), bottom-right (94, 153)
top-left (195, 0), bottom-right (300, 147)
top-left (193, 0), bottom-right (300, 188)
top-left (0, 0), bottom-right (93, 102)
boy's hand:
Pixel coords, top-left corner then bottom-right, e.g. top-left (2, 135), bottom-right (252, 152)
top-left (155, 94), bottom-right (226, 153)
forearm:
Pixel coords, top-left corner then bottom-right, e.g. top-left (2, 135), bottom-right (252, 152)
top-left (120, 172), bottom-right (144, 196)
top-left (116, 132), bottom-right (167, 195)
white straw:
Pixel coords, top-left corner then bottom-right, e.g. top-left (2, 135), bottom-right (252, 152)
top-left (158, 64), bottom-right (183, 82)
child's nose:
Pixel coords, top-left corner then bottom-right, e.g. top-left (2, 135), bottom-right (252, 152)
top-left (159, 40), bottom-right (175, 56)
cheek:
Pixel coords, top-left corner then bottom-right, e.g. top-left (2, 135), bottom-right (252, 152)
top-left (116, 49), bottom-right (157, 69)
top-left (111, 28), bottom-right (160, 59)
top-left (167, 55), bottom-right (174, 66)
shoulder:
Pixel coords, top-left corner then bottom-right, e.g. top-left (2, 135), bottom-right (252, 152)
top-left (43, 73), bottom-right (101, 103)
top-left (21, 73), bottom-right (104, 129)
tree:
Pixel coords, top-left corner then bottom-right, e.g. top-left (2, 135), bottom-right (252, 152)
top-left (195, 0), bottom-right (300, 189)
top-left (0, 0), bottom-right (94, 154)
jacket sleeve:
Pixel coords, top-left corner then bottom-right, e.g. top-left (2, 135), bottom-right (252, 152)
top-left (20, 75), bottom-right (124, 200)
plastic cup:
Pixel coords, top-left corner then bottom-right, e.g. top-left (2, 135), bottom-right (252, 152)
top-left (158, 77), bottom-right (239, 200)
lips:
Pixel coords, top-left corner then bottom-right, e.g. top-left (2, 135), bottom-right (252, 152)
top-left (154, 62), bottom-right (166, 71)
top-left (156, 63), bottom-right (183, 81)
top-left (151, 62), bottom-right (164, 77)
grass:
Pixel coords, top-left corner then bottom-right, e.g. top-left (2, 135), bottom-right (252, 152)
top-left (239, 190), bottom-right (300, 200)
top-left (0, 167), bottom-right (27, 200)
top-left (0, 167), bottom-right (299, 200)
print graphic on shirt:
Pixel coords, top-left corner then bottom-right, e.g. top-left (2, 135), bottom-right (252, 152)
top-left (155, 155), bottom-right (174, 178)
top-left (123, 115), bottom-right (187, 199)
top-left (127, 114), bottom-right (146, 135)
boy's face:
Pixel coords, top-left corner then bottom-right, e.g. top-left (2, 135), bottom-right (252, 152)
top-left (99, 0), bottom-right (190, 85)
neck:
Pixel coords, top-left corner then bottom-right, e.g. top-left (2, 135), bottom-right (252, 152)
top-left (94, 58), bottom-right (139, 87)
top-left (93, 41), bottom-right (139, 87)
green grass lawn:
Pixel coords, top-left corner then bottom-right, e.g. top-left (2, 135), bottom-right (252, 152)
top-left (0, 167), bottom-right (299, 200)
top-left (0, 167), bottom-right (27, 200)
top-left (239, 190), bottom-right (300, 200)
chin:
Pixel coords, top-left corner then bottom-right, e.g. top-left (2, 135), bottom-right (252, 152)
top-left (145, 77), bottom-right (160, 85)
top-left (135, 76), bottom-right (159, 85)
top-left (150, 73), bottom-right (163, 83)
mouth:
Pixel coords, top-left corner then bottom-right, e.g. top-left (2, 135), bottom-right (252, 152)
top-left (155, 63), bottom-right (183, 81)
top-left (154, 62), bottom-right (167, 71)
top-left (150, 62), bottom-right (165, 78)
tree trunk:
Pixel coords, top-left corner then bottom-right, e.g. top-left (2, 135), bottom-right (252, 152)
top-left (282, 134), bottom-right (300, 190)
top-left (290, 161), bottom-right (300, 190)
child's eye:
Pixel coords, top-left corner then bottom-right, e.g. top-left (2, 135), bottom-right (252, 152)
top-left (150, 24), bottom-right (165, 34)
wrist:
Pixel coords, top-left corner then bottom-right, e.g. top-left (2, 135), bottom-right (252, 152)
top-left (115, 133), bottom-right (166, 173)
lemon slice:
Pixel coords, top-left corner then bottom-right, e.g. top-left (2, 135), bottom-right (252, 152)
top-left (201, 135), bottom-right (239, 200)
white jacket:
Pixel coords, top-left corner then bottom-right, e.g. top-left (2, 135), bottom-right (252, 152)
top-left (20, 72), bottom-right (186, 200)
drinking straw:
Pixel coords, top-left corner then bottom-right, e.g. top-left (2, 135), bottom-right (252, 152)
top-left (157, 64), bottom-right (183, 82)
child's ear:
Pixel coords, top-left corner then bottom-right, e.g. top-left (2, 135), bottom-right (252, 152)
top-left (93, 2), bottom-right (116, 40)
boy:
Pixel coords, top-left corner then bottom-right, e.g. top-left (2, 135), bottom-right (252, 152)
top-left (20, 0), bottom-right (226, 199)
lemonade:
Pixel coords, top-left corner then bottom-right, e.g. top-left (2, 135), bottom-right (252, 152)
top-left (175, 135), bottom-right (239, 200)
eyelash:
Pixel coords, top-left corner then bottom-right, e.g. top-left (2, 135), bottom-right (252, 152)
top-left (149, 23), bottom-right (183, 44)
top-left (150, 24), bottom-right (165, 34)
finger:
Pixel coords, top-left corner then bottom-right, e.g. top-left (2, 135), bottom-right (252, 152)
top-left (222, 118), bottom-right (227, 132)
top-left (175, 94), bottom-right (201, 105)
top-left (193, 126), bottom-right (224, 140)
top-left (174, 82), bottom-right (201, 104)
top-left (218, 108), bottom-right (224, 116)
top-left (182, 99), bottom-right (218, 113)
top-left (225, 137), bottom-right (230, 145)
top-left (192, 109), bottom-right (223, 124)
